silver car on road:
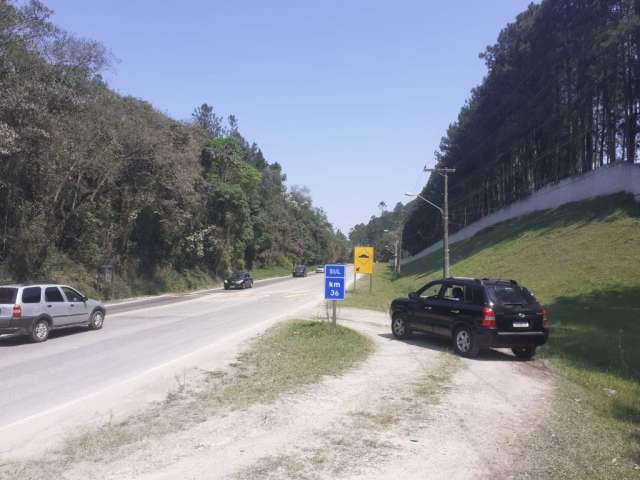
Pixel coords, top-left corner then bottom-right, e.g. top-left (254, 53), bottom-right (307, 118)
top-left (0, 283), bottom-right (106, 342)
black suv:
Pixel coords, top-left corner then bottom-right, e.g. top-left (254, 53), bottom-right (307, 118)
top-left (292, 265), bottom-right (307, 277)
top-left (223, 272), bottom-right (253, 290)
top-left (389, 277), bottom-right (548, 359)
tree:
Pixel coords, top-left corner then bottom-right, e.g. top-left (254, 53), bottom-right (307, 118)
top-left (402, 0), bottom-right (640, 255)
top-left (0, 1), bottom-right (347, 294)
top-left (192, 103), bottom-right (224, 138)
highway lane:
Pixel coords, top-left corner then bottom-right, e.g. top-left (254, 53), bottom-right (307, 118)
top-left (104, 274), bottom-right (296, 315)
top-left (0, 271), bottom-right (332, 434)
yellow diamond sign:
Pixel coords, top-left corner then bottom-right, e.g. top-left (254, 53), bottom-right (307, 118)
top-left (354, 246), bottom-right (374, 274)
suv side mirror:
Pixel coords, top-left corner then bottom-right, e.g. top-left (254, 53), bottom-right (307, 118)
top-left (82, 295), bottom-right (88, 302)
top-left (408, 292), bottom-right (419, 300)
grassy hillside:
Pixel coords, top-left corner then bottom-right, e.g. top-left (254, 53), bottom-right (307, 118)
top-left (345, 192), bottom-right (640, 477)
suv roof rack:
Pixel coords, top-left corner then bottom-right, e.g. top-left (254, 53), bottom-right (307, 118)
top-left (447, 276), bottom-right (482, 283)
top-left (480, 278), bottom-right (519, 285)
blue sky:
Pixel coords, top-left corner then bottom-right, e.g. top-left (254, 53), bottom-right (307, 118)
top-left (44, 0), bottom-right (533, 233)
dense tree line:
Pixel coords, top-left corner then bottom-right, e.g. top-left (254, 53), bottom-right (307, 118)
top-left (404, 0), bottom-right (640, 254)
top-left (349, 202), bottom-right (407, 262)
top-left (0, 1), bottom-right (349, 296)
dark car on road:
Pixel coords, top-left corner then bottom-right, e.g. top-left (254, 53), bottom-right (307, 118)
top-left (224, 272), bottom-right (253, 290)
top-left (292, 265), bottom-right (307, 277)
top-left (389, 277), bottom-right (548, 359)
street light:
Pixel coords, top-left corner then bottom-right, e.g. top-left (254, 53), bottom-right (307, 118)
top-left (383, 229), bottom-right (401, 274)
top-left (405, 166), bottom-right (455, 278)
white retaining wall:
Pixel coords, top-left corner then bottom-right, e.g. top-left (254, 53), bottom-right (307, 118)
top-left (401, 162), bottom-right (640, 265)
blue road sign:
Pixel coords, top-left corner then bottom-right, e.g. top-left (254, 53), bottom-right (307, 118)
top-left (324, 264), bottom-right (346, 301)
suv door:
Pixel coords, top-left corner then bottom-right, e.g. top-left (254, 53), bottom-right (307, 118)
top-left (44, 287), bottom-right (67, 326)
top-left (410, 281), bottom-right (444, 333)
top-left (61, 287), bottom-right (90, 324)
top-left (429, 282), bottom-right (476, 337)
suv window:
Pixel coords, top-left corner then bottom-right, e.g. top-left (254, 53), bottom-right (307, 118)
top-left (441, 284), bottom-right (467, 302)
top-left (419, 282), bottom-right (442, 299)
top-left (486, 284), bottom-right (529, 306)
top-left (0, 287), bottom-right (18, 304)
top-left (472, 286), bottom-right (486, 305)
top-left (45, 287), bottom-right (64, 303)
top-left (22, 287), bottom-right (42, 304)
top-left (62, 287), bottom-right (84, 302)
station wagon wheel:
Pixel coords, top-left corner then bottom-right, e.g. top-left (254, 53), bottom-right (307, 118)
top-left (30, 319), bottom-right (50, 343)
top-left (89, 310), bottom-right (104, 330)
top-left (391, 315), bottom-right (409, 339)
top-left (453, 326), bottom-right (480, 358)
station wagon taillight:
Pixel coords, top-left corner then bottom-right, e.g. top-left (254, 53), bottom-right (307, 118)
top-left (482, 307), bottom-right (496, 329)
top-left (542, 308), bottom-right (549, 328)
top-left (12, 304), bottom-right (21, 319)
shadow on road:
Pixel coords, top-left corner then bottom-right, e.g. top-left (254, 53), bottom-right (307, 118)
top-left (0, 326), bottom-right (90, 347)
top-left (377, 332), bottom-right (520, 362)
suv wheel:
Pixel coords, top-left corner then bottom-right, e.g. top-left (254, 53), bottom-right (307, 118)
top-left (453, 326), bottom-right (480, 358)
top-left (512, 346), bottom-right (536, 360)
top-left (30, 319), bottom-right (50, 343)
top-left (391, 315), bottom-right (410, 339)
top-left (89, 310), bottom-right (105, 330)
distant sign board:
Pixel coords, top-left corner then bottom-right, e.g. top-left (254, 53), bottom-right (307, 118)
top-left (324, 264), bottom-right (345, 301)
top-left (354, 247), bottom-right (374, 274)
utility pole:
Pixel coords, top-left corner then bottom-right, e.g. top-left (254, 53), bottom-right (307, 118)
top-left (425, 167), bottom-right (455, 278)
top-left (405, 166), bottom-right (456, 279)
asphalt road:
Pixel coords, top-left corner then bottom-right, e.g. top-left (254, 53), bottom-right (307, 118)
top-left (0, 271), bottom-right (333, 433)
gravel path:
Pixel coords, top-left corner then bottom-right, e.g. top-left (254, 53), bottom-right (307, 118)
top-left (48, 307), bottom-right (556, 479)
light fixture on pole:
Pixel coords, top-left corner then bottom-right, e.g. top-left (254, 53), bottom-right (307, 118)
top-left (405, 165), bottom-right (456, 279)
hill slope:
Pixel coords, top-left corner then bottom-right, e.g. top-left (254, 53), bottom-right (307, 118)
top-left (346, 192), bottom-right (640, 476)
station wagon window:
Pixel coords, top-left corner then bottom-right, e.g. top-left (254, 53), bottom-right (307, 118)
top-left (419, 283), bottom-right (442, 299)
top-left (62, 287), bottom-right (84, 302)
top-left (45, 287), bottom-right (64, 303)
top-left (0, 287), bottom-right (18, 304)
top-left (22, 287), bottom-right (41, 304)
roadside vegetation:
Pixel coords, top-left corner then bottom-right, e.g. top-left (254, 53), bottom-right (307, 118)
top-left (345, 193), bottom-right (640, 477)
top-left (402, 0), bottom-right (640, 255)
top-left (0, 320), bottom-right (373, 479)
top-left (0, 1), bottom-right (350, 300)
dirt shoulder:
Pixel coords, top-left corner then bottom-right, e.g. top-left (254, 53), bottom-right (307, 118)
top-left (4, 306), bottom-right (555, 479)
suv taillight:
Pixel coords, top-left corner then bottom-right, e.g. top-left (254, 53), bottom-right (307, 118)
top-left (12, 304), bottom-right (22, 319)
top-left (481, 307), bottom-right (496, 329)
top-left (542, 308), bottom-right (549, 328)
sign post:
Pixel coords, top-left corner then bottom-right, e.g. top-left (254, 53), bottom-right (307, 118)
top-left (324, 264), bottom-right (345, 326)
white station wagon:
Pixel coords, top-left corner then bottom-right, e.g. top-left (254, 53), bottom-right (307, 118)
top-left (0, 283), bottom-right (106, 342)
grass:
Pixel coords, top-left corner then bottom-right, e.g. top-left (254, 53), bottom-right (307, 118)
top-left (0, 320), bottom-right (373, 479)
top-left (250, 263), bottom-right (294, 280)
top-left (344, 192), bottom-right (640, 477)
top-left (1, 255), bottom-right (304, 301)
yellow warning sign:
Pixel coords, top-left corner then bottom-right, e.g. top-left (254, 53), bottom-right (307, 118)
top-left (354, 247), bottom-right (374, 274)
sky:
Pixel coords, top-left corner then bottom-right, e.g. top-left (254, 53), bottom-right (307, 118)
top-left (43, 0), bottom-right (533, 233)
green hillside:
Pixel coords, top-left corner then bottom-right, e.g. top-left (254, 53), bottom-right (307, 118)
top-left (345, 192), bottom-right (640, 477)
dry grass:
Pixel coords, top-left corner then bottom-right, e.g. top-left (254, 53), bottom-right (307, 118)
top-left (0, 321), bottom-right (373, 479)
top-left (234, 355), bottom-right (461, 480)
